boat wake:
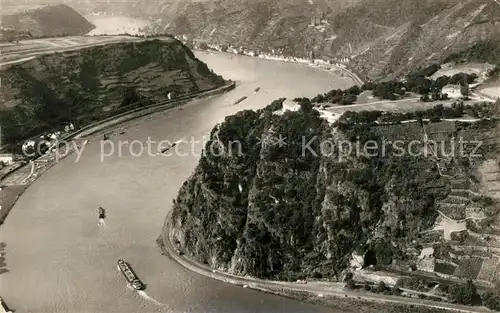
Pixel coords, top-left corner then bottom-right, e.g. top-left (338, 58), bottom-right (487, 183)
top-left (137, 290), bottom-right (165, 306)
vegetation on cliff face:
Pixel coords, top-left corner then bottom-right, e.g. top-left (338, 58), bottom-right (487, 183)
top-left (168, 98), bottom-right (499, 281)
top-left (444, 40), bottom-right (500, 66)
top-left (0, 39), bottom-right (225, 145)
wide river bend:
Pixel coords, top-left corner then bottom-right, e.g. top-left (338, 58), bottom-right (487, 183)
top-left (0, 51), bottom-right (354, 313)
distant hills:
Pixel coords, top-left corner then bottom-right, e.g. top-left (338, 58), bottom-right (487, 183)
top-left (0, 4), bottom-right (94, 40)
top-left (144, 0), bottom-right (500, 80)
top-left (0, 39), bottom-right (225, 145)
top-left (2, 0), bottom-right (498, 79)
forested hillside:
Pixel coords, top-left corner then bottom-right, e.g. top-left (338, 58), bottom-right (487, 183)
top-left (166, 98), bottom-right (500, 281)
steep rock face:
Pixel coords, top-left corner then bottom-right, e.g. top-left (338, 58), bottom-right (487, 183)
top-left (0, 39), bottom-right (225, 145)
top-left (165, 99), bottom-right (500, 281)
top-left (0, 4), bottom-right (95, 38)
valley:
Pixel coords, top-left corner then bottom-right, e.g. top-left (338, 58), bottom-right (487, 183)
top-left (0, 39), bottom-right (358, 313)
top-left (0, 1), bottom-right (499, 312)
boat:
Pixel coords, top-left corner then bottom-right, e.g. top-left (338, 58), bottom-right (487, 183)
top-left (160, 142), bottom-right (177, 154)
top-left (254, 87), bottom-right (260, 93)
top-left (0, 297), bottom-right (12, 313)
top-left (233, 96), bottom-right (248, 105)
top-left (98, 207), bottom-right (106, 219)
top-left (117, 259), bottom-right (144, 290)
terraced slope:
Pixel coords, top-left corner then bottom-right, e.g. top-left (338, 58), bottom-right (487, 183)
top-left (0, 39), bottom-right (225, 145)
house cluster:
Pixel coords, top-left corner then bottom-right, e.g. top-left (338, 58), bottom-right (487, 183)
top-left (0, 154), bottom-right (14, 166)
top-left (309, 13), bottom-right (327, 26)
top-left (441, 85), bottom-right (464, 99)
top-left (21, 123), bottom-right (74, 158)
top-left (176, 35), bottom-right (353, 78)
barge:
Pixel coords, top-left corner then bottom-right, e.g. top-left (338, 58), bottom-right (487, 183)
top-left (233, 96), bottom-right (247, 105)
top-left (0, 297), bottom-right (12, 313)
top-left (160, 142), bottom-right (176, 154)
top-left (117, 259), bottom-right (144, 290)
top-left (98, 207), bottom-right (106, 219)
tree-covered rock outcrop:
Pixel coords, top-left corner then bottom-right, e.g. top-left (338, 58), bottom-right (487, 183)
top-left (165, 99), bottom-right (499, 281)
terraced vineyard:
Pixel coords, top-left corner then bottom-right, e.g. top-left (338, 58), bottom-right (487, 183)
top-left (0, 39), bottom-right (225, 145)
top-left (410, 119), bottom-right (500, 287)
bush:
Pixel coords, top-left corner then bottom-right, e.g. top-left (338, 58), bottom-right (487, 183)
top-left (408, 63), bottom-right (441, 78)
top-left (344, 272), bottom-right (354, 281)
top-left (345, 279), bottom-right (357, 289)
top-left (488, 66), bottom-right (500, 78)
top-left (392, 287), bottom-right (402, 295)
top-left (483, 292), bottom-right (500, 311)
top-left (377, 281), bottom-right (388, 293)
top-left (364, 282), bottom-right (372, 291)
top-left (448, 280), bottom-right (479, 305)
top-left (311, 85), bottom-right (361, 105)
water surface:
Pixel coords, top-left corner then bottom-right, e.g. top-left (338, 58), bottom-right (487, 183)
top-left (0, 51), bottom-right (353, 313)
top-left (85, 15), bottom-right (150, 36)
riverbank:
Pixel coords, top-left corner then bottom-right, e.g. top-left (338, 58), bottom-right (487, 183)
top-left (0, 81), bottom-right (235, 227)
top-left (158, 210), bottom-right (493, 313)
top-left (152, 34), bottom-right (365, 86)
top-left (193, 45), bottom-right (364, 86)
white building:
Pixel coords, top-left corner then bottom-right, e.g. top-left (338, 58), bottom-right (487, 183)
top-left (282, 99), bottom-right (300, 112)
top-left (0, 154), bottom-right (14, 165)
top-left (441, 85), bottom-right (463, 99)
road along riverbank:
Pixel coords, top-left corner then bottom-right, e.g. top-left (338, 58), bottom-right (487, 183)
top-left (159, 210), bottom-right (493, 313)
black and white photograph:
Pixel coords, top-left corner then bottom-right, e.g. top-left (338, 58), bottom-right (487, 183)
top-left (0, 0), bottom-right (500, 312)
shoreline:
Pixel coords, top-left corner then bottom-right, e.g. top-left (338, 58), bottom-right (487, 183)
top-left (159, 210), bottom-right (493, 313)
top-left (192, 46), bottom-right (364, 86)
top-left (0, 81), bottom-right (235, 226)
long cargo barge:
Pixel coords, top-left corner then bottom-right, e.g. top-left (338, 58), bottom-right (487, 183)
top-left (233, 96), bottom-right (247, 105)
top-left (117, 259), bottom-right (144, 290)
top-left (0, 297), bottom-right (12, 313)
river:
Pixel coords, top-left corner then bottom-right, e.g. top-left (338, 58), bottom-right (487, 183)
top-left (85, 15), bottom-right (149, 36)
top-left (0, 51), bottom-right (354, 313)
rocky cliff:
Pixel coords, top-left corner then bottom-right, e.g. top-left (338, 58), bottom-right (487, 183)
top-left (166, 98), bottom-right (500, 282)
top-left (0, 38), bottom-right (225, 145)
top-left (0, 4), bottom-right (95, 40)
